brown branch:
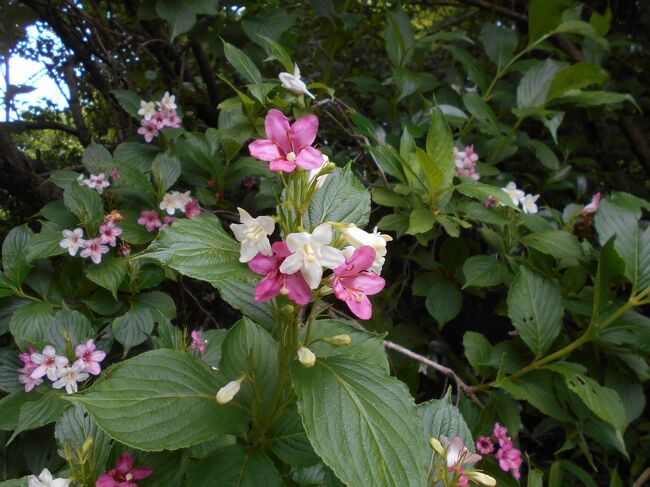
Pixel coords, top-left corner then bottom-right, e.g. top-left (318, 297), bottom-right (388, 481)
top-left (633, 468), bottom-right (650, 487)
top-left (189, 37), bottom-right (220, 110)
top-left (0, 120), bottom-right (79, 137)
top-left (63, 62), bottom-right (91, 145)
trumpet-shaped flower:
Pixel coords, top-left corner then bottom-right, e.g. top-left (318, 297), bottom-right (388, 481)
top-left (248, 241), bottom-right (311, 305)
top-left (342, 225), bottom-right (392, 274)
top-left (440, 436), bottom-right (482, 469)
top-left (80, 238), bottom-right (110, 264)
top-left (332, 246), bottom-right (385, 319)
top-left (73, 339), bottom-right (106, 375)
top-left (31, 346), bottom-right (68, 381)
top-left (249, 109), bottom-right (323, 173)
top-left (476, 436), bottom-right (494, 454)
top-left (278, 64), bottom-right (316, 99)
top-left (158, 91), bottom-right (177, 111)
top-left (583, 192), bottom-right (601, 214)
top-left (137, 210), bottom-right (162, 232)
top-left (280, 223), bottom-right (345, 289)
top-left (159, 191), bottom-right (191, 215)
top-left (521, 193), bottom-right (540, 214)
top-left (52, 364), bottom-right (89, 394)
top-left (454, 145), bottom-right (480, 181)
top-left (501, 182), bottom-right (525, 206)
top-left (184, 198), bottom-right (201, 218)
top-left (87, 173), bottom-right (110, 194)
top-left (96, 452), bottom-right (153, 487)
top-left (138, 100), bottom-right (156, 120)
top-left (230, 207), bottom-right (275, 262)
top-left (137, 119), bottom-right (159, 143)
top-left (59, 228), bottom-right (84, 256)
top-left (99, 221), bottom-right (122, 247)
top-left (27, 468), bottom-right (71, 487)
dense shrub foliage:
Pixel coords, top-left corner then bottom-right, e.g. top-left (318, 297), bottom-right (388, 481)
top-left (0, 1), bottom-right (649, 486)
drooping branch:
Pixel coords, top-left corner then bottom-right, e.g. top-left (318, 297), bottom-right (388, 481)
top-left (0, 120), bottom-right (79, 136)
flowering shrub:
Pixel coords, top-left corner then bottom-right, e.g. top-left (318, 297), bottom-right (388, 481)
top-left (1, 1), bottom-right (649, 486)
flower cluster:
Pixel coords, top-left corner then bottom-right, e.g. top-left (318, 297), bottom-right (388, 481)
top-left (59, 216), bottom-right (123, 265)
top-left (501, 181), bottom-right (540, 214)
top-left (476, 423), bottom-right (523, 480)
top-left (137, 91), bottom-right (182, 143)
top-left (190, 329), bottom-right (206, 355)
top-left (137, 190), bottom-right (200, 233)
top-left (77, 170), bottom-right (119, 195)
top-left (17, 340), bottom-right (105, 394)
top-left (96, 452), bottom-right (153, 487)
top-left (454, 145), bottom-right (480, 181)
top-left (429, 436), bottom-right (495, 487)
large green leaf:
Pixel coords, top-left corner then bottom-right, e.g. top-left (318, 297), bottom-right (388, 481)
top-left (462, 255), bottom-right (510, 288)
top-left (222, 40), bottom-right (263, 85)
top-left (82, 142), bottom-right (112, 174)
top-left (507, 267), bottom-right (563, 356)
top-left (422, 109), bottom-right (455, 201)
top-left (2, 225), bottom-right (33, 287)
top-left (480, 23), bottom-right (517, 70)
top-left (546, 63), bottom-right (607, 102)
top-left (521, 230), bottom-right (583, 261)
top-left (85, 255), bottom-right (128, 298)
top-left (113, 142), bottom-right (160, 172)
top-left (385, 8), bottom-right (414, 67)
top-left (497, 371), bottom-right (570, 421)
top-left (0, 390), bottom-right (40, 430)
top-left (63, 182), bottom-right (104, 228)
top-left (155, 0), bottom-right (196, 39)
top-left (74, 350), bottom-right (248, 451)
top-left (517, 59), bottom-right (563, 108)
top-left (417, 392), bottom-right (474, 450)
top-left (551, 90), bottom-right (637, 109)
top-left (142, 213), bottom-right (244, 283)
top-left (304, 165), bottom-right (371, 230)
top-left (26, 231), bottom-right (67, 262)
top-left (112, 89), bottom-right (141, 119)
top-left (292, 356), bottom-right (428, 487)
top-left (150, 152), bottom-right (181, 192)
top-left (528, 0), bottom-right (572, 43)
top-left (213, 275), bottom-right (274, 328)
top-left (8, 391), bottom-right (69, 443)
top-left (424, 276), bottom-right (462, 328)
top-left (267, 406), bottom-right (318, 466)
top-left (44, 310), bottom-right (94, 354)
top-left (9, 301), bottom-right (54, 350)
top-left (112, 304), bottom-right (155, 352)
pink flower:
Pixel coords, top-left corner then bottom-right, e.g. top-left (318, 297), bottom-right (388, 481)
top-left (99, 220), bottom-right (123, 247)
top-left (111, 168), bottom-right (121, 181)
top-left (137, 210), bottom-right (162, 232)
top-left (248, 109), bottom-right (323, 173)
top-left (496, 443), bottom-right (523, 477)
top-left (96, 452), bottom-right (153, 487)
top-left (30, 345), bottom-right (69, 381)
top-left (88, 173), bottom-right (111, 194)
top-left (455, 468), bottom-right (469, 487)
top-left (118, 242), bottom-right (132, 256)
top-left (137, 119), bottom-right (160, 143)
top-left (184, 199), bottom-right (201, 218)
top-left (484, 196), bottom-right (496, 208)
top-left (18, 371), bottom-right (43, 392)
top-left (492, 422), bottom-right (508, 445)
top-left (162, 216), bottom-right (176, 227)
top-left (80, 238), bottom-right (110, 264)
top-left (190, 330), bottom-right (206, 355)
top-left (248, 241), bottom-right (311, 305)
top-left (332, 246), bottom-right (385, 320)
top-left (162, 109), bottom-right (182, 128)
top-left (476, 436), bottom-right (494, 454)
top-left (583, 192), bottom-right (601, 214)
top-left (454, 146), bottom-right (480, 181)
top-left (73, 339), bottom-right (106, 375)
top-left (151, 110), bottom-right (167, 130)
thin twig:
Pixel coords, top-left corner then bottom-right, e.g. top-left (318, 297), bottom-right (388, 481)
top-left (179, 277), bottom-right (220, 328)
top-left (633, 468), bottom-right (650, 487)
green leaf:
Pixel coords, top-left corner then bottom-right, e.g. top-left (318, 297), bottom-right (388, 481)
top-left (521, 230), bottom-right (583, 261)
top-left (367, 145), bottom-right (407, 184)
top-left (546, 63), bottom-right (608, 102)
top-left (74, 349), bottom-right (248, 451)
top-left (82, 142), bottom-right (112, 174)
top-left (39, 200), bottom-right (78, 227)
top-left (463, 331), bottom-right (496, 376)
top-left (517, 59), bottom-right (563, 108)
top-left (0, 390), bottom-right (40, 430)
top-left (213, 275), bottom-right (274, 328)
top-left (155, 0), bottom-right (196, 38)
top-left (9, 302), bottom-right (54, 350)
top-left (385, 8), bottom-right (415, 67)
top-left (85, 255), bottom-right (128, 298)
top-left (462, 93), bottom-right (499, 135)
top-left (292, 356), bottom-right (428, 487)
top-left (462, 255), bottom-right (510, 288)
top-left (372, 187), bottom-right (410, 208)
top-left (26, 231), bottom-right (67, 262)
top-left (507, 267), bottom-right (563, 356)
top-left (422, 109), bottom-right (455, 200)
top-left (188, 445), bottom-right (283, 487)
top-left (150, 152), bottom-right (181, 192)
top-left (456, 182), bottom-right (517, 208)
top-left (528, 0), bottom-right (572, 43)
top-left (2, 225), bottom-right (33, 286)
top-left (304, 165), bottom-right (371, 230)
top-left (8, 391), bottom-right (69, 444)
top-left (407, 207), bottom-right (435, 235)
top-left (112, 89), bottom-right (142, 118)
top-left (113, 142), bottom-right (160, 172)
top-left (55, 404), bottom-right (112, 478)
top-left (48, 169), bottom-right (80, 189)
top-left (267, 406), bottom-right (319, 466)
top-left (142, 213), bottom-right (243, 283)
top-left (63, 182), bottom-right (104, 228)
top-left (444, 45), bottom-right (488, 92)
top-left (480, 23), bottom-right (517, 70)
top-left (551, 90), bottom-right (638, 110)
top-left (220, 318), bottom-right (278, 409)
top-left (44, 310), bottom-right (94, 354)
top-left (256, 35), bottom-right (294, 72)
top-left (222, 39), bottom-right (263, 85)
top-left (425, 276), bottom-right (462, 327)
top-left (135, 290), bottom-right (177, 320)
top-left (112, 304), bottom-right (155, 352)
top-left (114, 162), bottom-right (156, 197)
top-left (417, 392), bottom-right (474, 450)
top-left (497, 371), bottom-right (571, 421)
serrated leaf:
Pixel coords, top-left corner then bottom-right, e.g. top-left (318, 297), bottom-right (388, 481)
top-left (0, 390), bottom-right (40, 430)
top-left (112, 304), bottom-right (154, 352)
top-left (292, 356), bottom-right (428, 487)
top-left (44, 310), bottom-right (94, 355)
top-left (112, 90), bottom-right (142, 118)
top-left (546, 63), bottom-right (607, 102)
top-left (480, 23), bottom-right (517, 70)
top-left (417, 393), bottom-right (474, 450)
top-left (155, 0), bottom-right (196, 38)
top-left (267, 406), bottom-right (318, 466)
top-left (497, 371), bottom-right (570, 421)
top-left (26, 231), bottom-right (67, 262)
top-left (150, 152), bottom-right (181, 192)
top-left (82, 142), bottom-right (112, 174)
top-left (521, 230), bottom-right (583, 261)
top-left (424, 276), bottom-right (462, 327)
top-left (113, 142), bottom-right (160, 172)
top-left (74, 349), bottom-right (248, 451)
top-left (9, 302), bottom-right (54, 350)
top-left (85, 255), bottom-right (128, 298)
top-left (423, 109), bottom-right (455, 200)
top-left (213, 275), bottom-right (274, 328)
top-left (463, 255), bottom-right (510, 288)
top-left (517, 59), bottom-right (563, 108)
top-left (2, 225), bottom-right (33, 286)
top-left (8, 391), bottom-right (69, 444)
top-left (63, 182), bottom-right (104, 229)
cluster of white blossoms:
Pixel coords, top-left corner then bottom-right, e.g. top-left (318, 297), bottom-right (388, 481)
top-left (501, 181), bottom-right (540, 214)
top-left (77, 171), bottom-right (113, 195)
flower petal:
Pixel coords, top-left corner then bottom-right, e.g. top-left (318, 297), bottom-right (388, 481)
top-left (295, 146), bottom-right (324, 170)
top-left (301, 259), bottom-right (324, 289)
top-left (257, 215), bottom-right (275, 235)
top-left (284, 273), bottom-right (311, 305)
top-left (248, 253), bottom-right (277, 275)
top-left (279, 252), bottom-right (302, 275)
top-left (271, 241), bottom-right (291, 257)
top-left (285, 232), bottom-right (310, 252)
top-left (255, 274), bottom-right (282, 302)
top-left (265, 109), bottom-right (291, 153)
top-left (115, 452), bottom-right (135, 473)
top-left (290, 114), bottom-right (319, 149)
top-left (348, 273), bottom-right (385, 296)
top-left (347, 246), bottom-right (376, 274)
top-left (311, 223), bottom-right (333, 244)
top-left (269, 158), bottom-right (296, 172)
top-left (346, 294), bottom-right (372, 320)
top-left (249, 139), bottom-right (282, 162)
top-left (239, 242), bottom-right (260, 263)
top-left (129, 467), bottom-right (154, 480)
top-left (319, 246), bottom-right (345, 269)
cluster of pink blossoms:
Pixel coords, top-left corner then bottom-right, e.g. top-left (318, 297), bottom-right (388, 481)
top-left (136, 92), bottom-right (181, 143)
top-left (77, 171), bottom-right (116, 195)
top-left (59, 214), bottom-right (124, 265)
top-left (454, 145), bottom-right (480, 181)
top-left (96, 452), bottom-right (152, 487)
top-left (190, 329), bottom-right (206, 355)
top-left (18, 340), bottom-right (105, 394)
top-left (137, 190), bottom-right (200, 232)
top-left (476, 423), bottom-right (523, 480)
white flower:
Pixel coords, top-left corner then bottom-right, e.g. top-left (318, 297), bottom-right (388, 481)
top-left (159, 191), bottom-right (191, 215)
top-left (278, 64), bottom-right (315, 99)
top-left (230, 208), bottom-right (275, 262)
top-left (342, 225), bottom-right (392, 274)
top-left (280, 223), bottom-right (345, 289)
top-left (52, 365), bottom-right (89, 394)
top-left (216, 379), bottom-right (242, 405)
top-left (308, 154), bottom-right (330, 189)
top-left (28, 468), bottom-right (71, 487)
top-left (31, 346), bottom-right (69, 381)
top-left (501, 182), bottom-right (525, 206)
top-left (76, 173), bottom-right (88, 186)
top-left (87, 173), bottom-right (110, 194)
top-left (138, 100), bottom-right (156, 120)
top-left (157, 91), bottom-right (177, 111)
top-left (521, 193), bottom-right (540, 214)
top-left (297, 346), bottom-right (316, 367)
top-left (59, 228), bottom-right (84, 256)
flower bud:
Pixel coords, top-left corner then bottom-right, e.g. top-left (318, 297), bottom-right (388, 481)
top-left (429, 437), bottom-right (444, 456)
top-left (324, 334), bottom-right (352, 346)
top-left (297, 346), bottom-right (316, 367)
top-left (216, 379), bottom-right (242, 404)
top-left (466, 471), bottom-right (497, 486)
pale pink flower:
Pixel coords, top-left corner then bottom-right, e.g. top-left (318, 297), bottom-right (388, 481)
top-left (96, 452), bottom-right (153, 487)
top-left (476, 436), bottom-right (494, 454)
top-left (59, 228), bottom-right (84, 256)
top-left (583, 192), bottom-right (601, 215)
top-left (184, 199), bottom-right (201, 218)
top-left (162, 216), bottom-right (176, 228)
top-left (454, 146), bottom-right (480, 181)
top-left (110, 168), bottom-right (121, 181)
top-left (18, 369), bottom-right (43, 392)
top-left (151, 110), bottom-right (167, 130)
top-left (162, 109), bottom-right (182, 128)
top-left (99, 221), bottom-right (122, 247)
top-left (248, 241), bottom-right (311, 305)
top-left (30, 346), bottom-right (68, 381)
top-left (52, 364), bottom-right (89, 394)
top-left (440, 436), bottom-right (482, 469)
top-left (73, 339), bottom-right (106, 375)
top-left (137, 210), bottom-right (162, 232)
top-left (332, 246), bottom-right (385, 320)
top-left (248, 109), bottom-right (323, 173)
top-left (190, 330), bottom-right (206, 355)
top-left (80, 238), bottom-right (110, 264)
top-left (87, 173), bottom-right (111, 194)
top-left (137, 119), bottom-right (159, 143)
top-left (492, 422), bottom-right (508, 445)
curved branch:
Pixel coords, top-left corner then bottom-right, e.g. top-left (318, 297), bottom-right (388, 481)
top-left (0, 120), bottom-right (79, 137)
